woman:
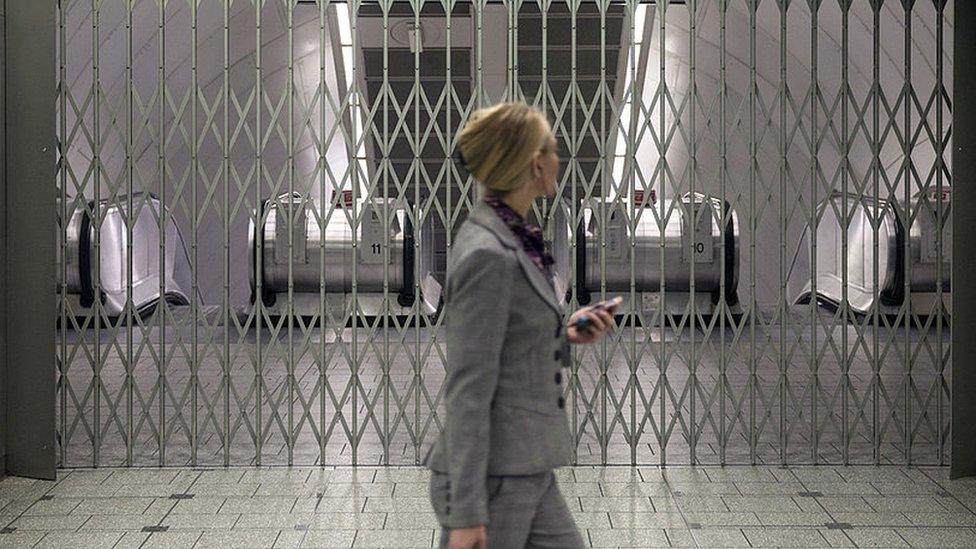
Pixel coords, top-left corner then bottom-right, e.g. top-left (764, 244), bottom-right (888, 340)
top-left (423, 102), bottom-right (619, 549)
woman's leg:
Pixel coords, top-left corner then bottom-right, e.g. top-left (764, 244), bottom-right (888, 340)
top-left (431, 471), bottom-right (583, 548)
top-left (524, 471), bottom-right (586, 549)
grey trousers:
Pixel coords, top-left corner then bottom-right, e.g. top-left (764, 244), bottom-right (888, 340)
top-left (429, 470), bottom-right (586, 549)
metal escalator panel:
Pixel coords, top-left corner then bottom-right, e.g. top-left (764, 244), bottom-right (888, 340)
top-left (249, 193), bottom-right (441, 315)
top-left (911, 186), bottom-right (952, 294)
top-left (795, 189), bottom-right (952, 315)
top-left (577, 193), bottom-right (739, 309)
top-left (61, 193), bottom-right (193, 317)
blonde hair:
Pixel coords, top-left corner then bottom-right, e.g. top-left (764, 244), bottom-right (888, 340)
top-left (456, 102), bottom-right (555, 196)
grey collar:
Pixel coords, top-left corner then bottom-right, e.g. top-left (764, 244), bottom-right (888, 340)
top-left (467, 201), bottom-right (563, 315)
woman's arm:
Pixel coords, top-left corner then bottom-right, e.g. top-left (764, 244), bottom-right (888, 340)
top-left (442, 247), bottom-right (515, 529)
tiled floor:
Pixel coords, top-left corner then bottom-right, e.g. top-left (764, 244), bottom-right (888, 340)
top-left (0, 466), bottom-right (974, 547)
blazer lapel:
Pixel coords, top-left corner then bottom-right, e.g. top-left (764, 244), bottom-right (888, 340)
top-left (468, 202), bottom-right (563, 315)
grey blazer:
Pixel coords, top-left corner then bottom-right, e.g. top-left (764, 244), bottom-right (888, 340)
top-left (422, 200), bottom-right (574, 529)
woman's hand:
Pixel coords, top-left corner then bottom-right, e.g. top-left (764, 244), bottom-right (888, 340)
top-left (567, 302), bottom-right (618, 344)
top-left (448, 525), bottom-right (487, 549)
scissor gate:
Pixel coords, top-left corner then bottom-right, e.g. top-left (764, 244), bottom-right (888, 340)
top-left (56, 0), bottom-right (952, 467)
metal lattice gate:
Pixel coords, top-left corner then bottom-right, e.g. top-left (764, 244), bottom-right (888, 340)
top-left (56, 0), bottom-right (952, 467)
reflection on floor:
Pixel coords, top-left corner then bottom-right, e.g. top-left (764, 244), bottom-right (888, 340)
top-left (0, 466), bottom-right (974, 547)
top-left (59, 324), bottom-right (950, 468)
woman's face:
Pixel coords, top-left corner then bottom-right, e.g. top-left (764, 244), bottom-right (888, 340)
top-left (534, 133), bottom-right (560, 199)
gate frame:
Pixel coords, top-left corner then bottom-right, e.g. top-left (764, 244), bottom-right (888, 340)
top-left (4, 0), bottom-right (58, 480)
top-left (952, 0), bottom-right (975, 480)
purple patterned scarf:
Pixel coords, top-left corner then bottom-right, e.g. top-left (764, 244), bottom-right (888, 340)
top-left (484, 197), bottom-right (555, 277)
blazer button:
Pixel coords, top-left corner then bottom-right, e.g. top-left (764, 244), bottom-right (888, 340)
top-left (553, 350), bottom-right (561, 361)
top-left (558, 396), bottom-right (565, 409)
top-left (555, 372), bottom-right (562, 384)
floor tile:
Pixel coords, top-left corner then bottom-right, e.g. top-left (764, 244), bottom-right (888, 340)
top-left (690, 527), bottom-right (750, 548)
top-left (273, 529), bottom-right (306, 548)
top-left (587, 528), bottom-right (672, 547)
top-left (135, 531), bottom-right (206, 548)
top-left (48, 483), bottom-right (121, 498)
top-left (70, 497), bottom-right (156, 515)
top-left (54, 471), bottom-right (113, 486)
top-left (801, 482), bottom-right (881, 496)
top-left (607, 511), bottom-right (686, 529)
top-left (845, 528), bottom-right (910, 547)
top-left (323, 483), bottom-right (395, 498)
top-left (742, 527), bottom-right (831, 547)
top-left (814, 496), bottom-right (873, 513)
top-left (20, 498), bottom-right (81, 516)
top-left (217, 496), bottom-right (298, 515)
top-left (660, 528), bottom-right (698, 548)
top-left (578, 496), bottom-right (655, 513)
top-left (667, 495), bottom-right (729, 513)
top-left (304, 496), bottom-right (367, 514)
top-left (113, 483), bottom-right (196, 498)
top-left (301, 528), bottom-right (357, 548)
top-left (680, 511), bottom-right (763, 527)
top-left (704, 467), bottom-right (779, 483)
top-left (864, 495), bottom-right (958, 513)
top-left (820, 528), bottom-right (856, 547)
top-left (78, 513), bottom-right (159, 531)
top-left (305, 512), bottom-right (387, 530)
top-left (903, 511), bottom-right (976, 527)
top-left (190, 470), bottom-right (247, 484)
top-left (836, 467), bottom-right (912, 484)
top-left (191, 483), bottom-right (260, 497)
top-left (871, 481), bottom-right (944, 496)
top-left (555, 482), bottom-right (603, 497)
top-left (361, 496), bottom-right (431, 514)
top-left (787, 468), bottom-right (847, 484)
top-left (231, 512), bottom-right (311, 530)
top-left (352, 528), bottom-right (434, 547)
top-left (33, 531), bottom-right (125, 548)
top-left (670, 481), bottom-right (740, 496)
top-left (103, 470), bottom-right (182, 485)
top-left (734, 481), bottom-right (805, 495)
top-left (388, 482), bottom-right (428, 498)
top-left (194, 529), bottom-right (282, 548)
top-left (649, 468), bottom-right (711, 483)
top-left (160, 513), bottom-right (241, 530)
top-left (7, 465), bottom-right (962, 549)
top-left (0, 531), bottom-right (45, 547)
top-left (828, 512), bottom-right (913, 527)
top-left (754, 511), bottom-right (833, 526)
top-left (381, 512), bottom-right (439, 530)
top-left (326, 469), bottom-right (377, 484)
top-left (896, 527), bottom-right (976, 548)
top-left (240, 468), bottom-right (315, 484)
top-left (157, 497), bottom-right (224, 515)
top-left (722, 495), bottom-right (807, 513)
top-left (9, 514), bottom-right (91, 531)
top-left (371, 469), bottom-right (429, 484)
top-left (597, 481), bottom-right (660, 497)
top-left (253, 481), bottom-right (326, 497)
top-left (575, 468), bottom-right (644, 483)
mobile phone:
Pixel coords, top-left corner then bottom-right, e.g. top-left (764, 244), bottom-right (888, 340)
top-left (572, 297), bottom-right (622, 331)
